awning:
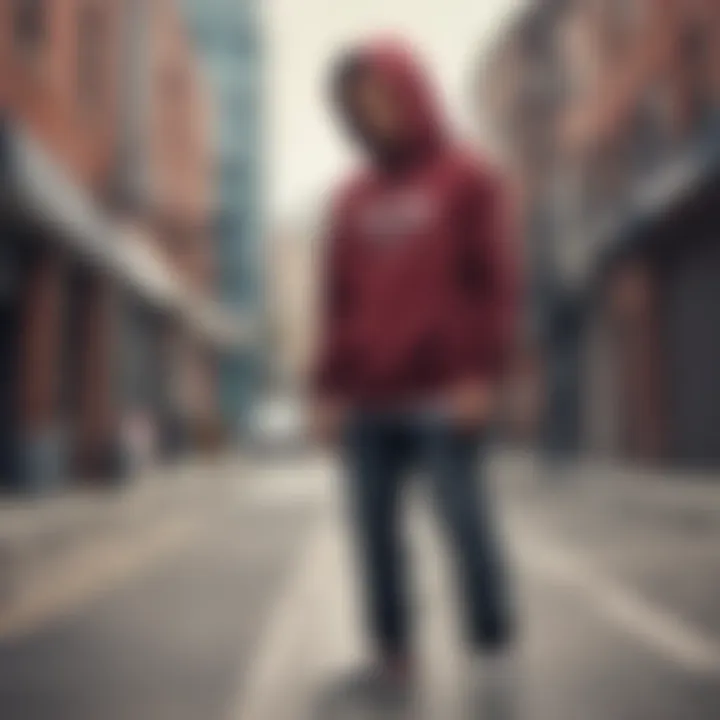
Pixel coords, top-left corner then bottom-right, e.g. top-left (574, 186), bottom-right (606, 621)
top-left (0, 117), bottom-right (116, 268)
top-left (112, 223), bottom-right (182, 309)
top-left (0, 119), bottom-right (253, 350)
top-left (180, 293), bottom-right (256, 349)
top-left (567, 124), bottom-right (720, 293)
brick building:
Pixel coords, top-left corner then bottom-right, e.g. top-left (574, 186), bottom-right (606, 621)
top-left (479, 0), bottom-right (720, 467)
top-left (0, 0), bottom-right (239, 491)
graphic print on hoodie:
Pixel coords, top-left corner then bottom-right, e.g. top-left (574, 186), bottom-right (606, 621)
top-left (313, 39), bottom-right (519, 406)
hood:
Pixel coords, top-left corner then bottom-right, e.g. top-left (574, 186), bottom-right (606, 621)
top-left (331, 38), bottom-right (446, 168)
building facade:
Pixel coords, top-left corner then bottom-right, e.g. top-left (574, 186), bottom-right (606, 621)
top-left (0, 0), bottom-right (238, 492)
top-left (479, 0), bottom-right (720, 468)
top-left (117, 0), bottom-right (222, 467)
top-left (0, 0), bottom-right (129, 488)
top-left (182, 0), bottom-right (263, 435)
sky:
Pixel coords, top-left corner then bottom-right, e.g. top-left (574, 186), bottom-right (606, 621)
top-left (265, 0), bottom-right (528, 220)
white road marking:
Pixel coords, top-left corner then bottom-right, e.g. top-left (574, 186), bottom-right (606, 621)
top-left (511, 522), bottom-right (720, 676)
top-left (228, 520), bottom-right (339, 720)
top-left (230, 504), bottom-right (720, 719)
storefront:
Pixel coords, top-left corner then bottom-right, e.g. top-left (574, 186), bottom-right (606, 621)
top-left (0, 120), bottom-right (247, 491)
top-left (0, 229), bottom-right (49, 488)
top-left (582, 125), bottom-right (720, 468)
top-left (660, 177), bottom-right (720, 467)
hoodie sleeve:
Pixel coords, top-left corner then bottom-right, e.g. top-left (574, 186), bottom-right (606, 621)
top-left (455, 166), bottom-right (520, 383)
top-left (311, 192), bottom-right (356, 398)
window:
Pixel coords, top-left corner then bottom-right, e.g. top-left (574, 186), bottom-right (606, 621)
top-left (13, 0), bottom-right (46, 54)
top-left (78, 4), bottom-right (105, 110)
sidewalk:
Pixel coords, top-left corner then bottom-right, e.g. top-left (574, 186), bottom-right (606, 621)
top-left (0, 455), bottom-right (241, 614)
top-left (498, 451), bottom-right (720, 528)
top-left (3, 450), bottom-right (715, 613)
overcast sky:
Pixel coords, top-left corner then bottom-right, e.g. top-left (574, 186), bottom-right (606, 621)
top-left (265, 0), bottom-right (527, 220)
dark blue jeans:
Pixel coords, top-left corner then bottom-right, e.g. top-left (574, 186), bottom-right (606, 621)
top-left (342, 411), bottom-right (513, 657)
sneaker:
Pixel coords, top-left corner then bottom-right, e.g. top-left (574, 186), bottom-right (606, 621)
top-left (321, 657), bottom-right (414, 716)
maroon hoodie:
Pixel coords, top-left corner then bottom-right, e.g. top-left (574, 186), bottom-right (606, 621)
top-left (313, 40), bottom-right (519, 407)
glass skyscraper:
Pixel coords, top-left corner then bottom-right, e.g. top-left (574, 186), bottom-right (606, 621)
top-left (182, 0), bottom-right (263, 434)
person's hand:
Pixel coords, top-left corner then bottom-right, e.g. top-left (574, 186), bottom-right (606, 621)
top-left (310, 398), bottom-right (348, 446)
top-left (443, 380), bottom-right (495, 430)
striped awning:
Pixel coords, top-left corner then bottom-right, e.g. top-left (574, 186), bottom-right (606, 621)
top-left (0, 119), bottom-right (253, 350)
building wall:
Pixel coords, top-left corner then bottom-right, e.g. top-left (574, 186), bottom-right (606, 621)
top-left (664, 234), bottom-right (720, 466)
top-left (149, 0), bottom-right (215, 292)
top-left (479, 6), bottom-right (565, 442)
top-left (0, 0), bottom-right (131, 485)
top-left (0, 0), bottom-right (221, 486)
top-left (0, 0), bottom-right (127, 192)
top-left (478, 0), bottom-right (720, 468)
top-left (140, 0), bottom-right (218, 442)
top-left (553, 0), bottom-right (720, 466)
top-left (556, 0), bottom-right (719, 164)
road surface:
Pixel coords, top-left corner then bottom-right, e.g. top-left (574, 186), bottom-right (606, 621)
top-left (0, 452), bottom-right (718, 719)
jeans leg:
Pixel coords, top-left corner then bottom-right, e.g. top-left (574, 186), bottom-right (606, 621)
top-left (343, 416), bottom-right (412, 656)
top-left (423, 424), bottom-right (514, 652)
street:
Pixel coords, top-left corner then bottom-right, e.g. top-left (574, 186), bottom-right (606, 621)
top-left (0, 453), bottom-right (719, 720)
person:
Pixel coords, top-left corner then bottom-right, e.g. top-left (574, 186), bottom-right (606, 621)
top-left (311, 38), bottom-right (519, 704)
